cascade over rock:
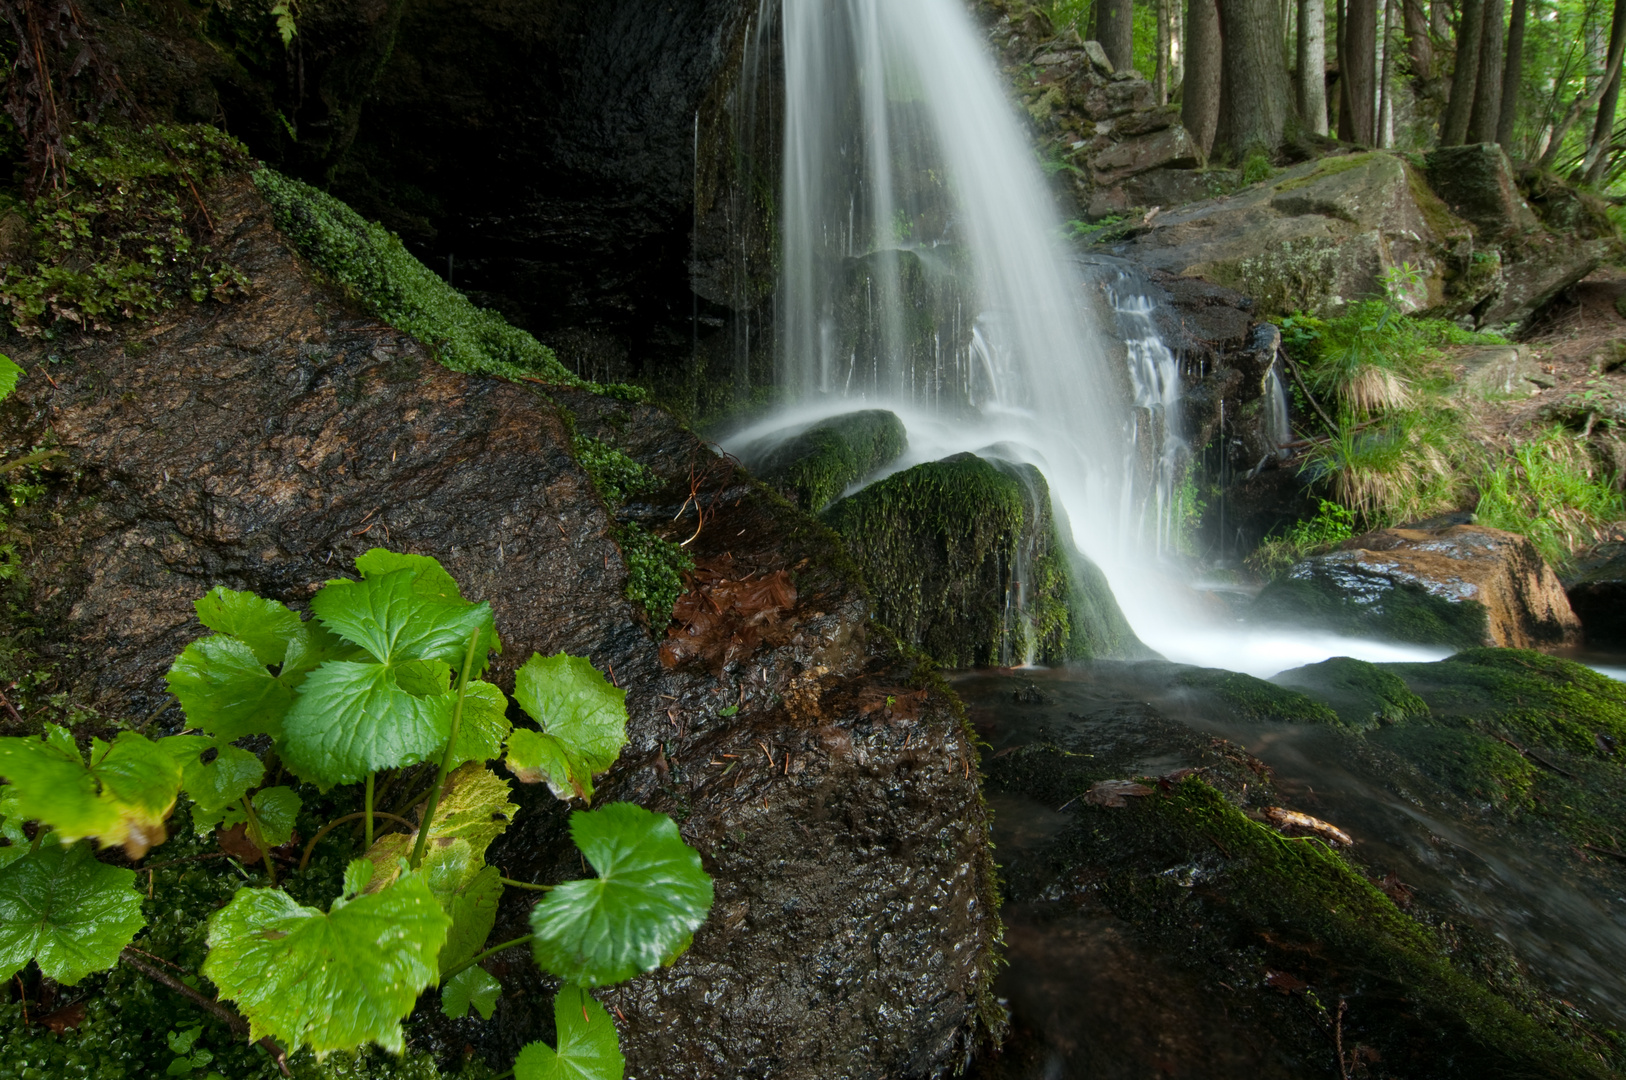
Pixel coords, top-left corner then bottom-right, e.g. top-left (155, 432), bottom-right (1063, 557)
top-left (0, 172), bottom-right (998, 1077)
top-left (1252, 522), bottom-right (1583, 649)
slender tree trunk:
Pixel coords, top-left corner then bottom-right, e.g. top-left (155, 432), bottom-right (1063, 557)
top-left (1173, 0), bottom-right (1185, 90)
top-left (1495, 0), bottom-right (1526, 148)
top-left (1098, 0), bottom-right (1135, 72)
top-left (1540, 1), bottom-right (1626, 167)
top-left (1441, 0), bottom-right (1485, 145)
top-left (1299, 0), bottom-right (1330, 133)
top-left (1584, 0), bottom-right (1626, 181)
top-left (1157, 0), bottom-right (1172, 104)
top-left (1217, 0), bottom-right (1293, 155)
top-left (1404, 0), bottom-right (1434, 79)
top-left (1183, 0), bottom-right (1222, 156)
top-left (1467, 0), bottom-right (1505, 142)
top-left (1341, 0), bottom-right (1377, 143)
top-left (1378, 0), bottom-right (1396, 145)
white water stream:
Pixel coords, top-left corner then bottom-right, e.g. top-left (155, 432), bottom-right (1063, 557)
top-left (726, 0), bottom-right (1447, 677)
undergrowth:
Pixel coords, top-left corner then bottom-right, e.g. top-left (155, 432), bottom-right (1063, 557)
top-left (617, 523), bottom-right (693, 628)
top-left (1474, 427), bottom-right (1626, 568)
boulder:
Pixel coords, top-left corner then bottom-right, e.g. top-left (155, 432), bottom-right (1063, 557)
top-left (1564, 540), bottom-right (1626, 646)
top-left (1454, 345), bottom-right (1556, 397)
top-left (1089, 126), bottom-right (1200, 184)
top-left (735, 409), bottom-right (908, 511)
top-left (0, 173), bottom-right (999, 1078)
top-left (1251, 523), bottom-right (1582, 649)
top-left (1424, 144), bottom-right (1541, 240)
top-left (821, 454), bottom-right (1144, 666)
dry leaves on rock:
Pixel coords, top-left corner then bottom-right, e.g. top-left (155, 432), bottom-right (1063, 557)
top-left (1262, 807), bottom-right (1353, 847)
top-left (659, 556), bottom-right (797, 676)
top-left (1082, 779), bottom-right (1155, 808)
top-left (1265, 970), bottom-right (1308, 994)
top-left (857, 686), bottom-right (928, 722)
top-left (37, 1001), bottom-right (86, 1033)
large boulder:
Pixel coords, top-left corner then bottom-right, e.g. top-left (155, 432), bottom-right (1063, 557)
top-left (0, 172), bottom-right (998, 1077)
top-left (1252, 523), bottom-right (1582, 649)
top-left (1107, 151), bottom-right (1609, 327)
top-left (735, 409), bottom-right (909, 512)
top-left (1564, 539), bottom-right (1626, 646)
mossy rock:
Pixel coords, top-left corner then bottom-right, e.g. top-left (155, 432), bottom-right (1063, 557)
top-left (1166, 663), bottom-right (1344, 726)
top-left (751, 410), bottom-right (907, 512)
top-left (821, 453), bottom-right (1141, 667)
top-left (1270, 656), bottom-right (1430, 730)
top-left (1252, 574), bottom-right (1491, 649)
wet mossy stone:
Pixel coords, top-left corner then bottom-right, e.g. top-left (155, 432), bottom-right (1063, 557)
top-left (750, 410), bottom-right (907, 512)
top-left (821, 453), bottom-right (1142, 667)
top-left (1167, 664), bottom-right (1344, 726)
top-left (1271, 656), bottom-right (1430, 730)
top-left (1251, 572), bottom-right (1491, 649)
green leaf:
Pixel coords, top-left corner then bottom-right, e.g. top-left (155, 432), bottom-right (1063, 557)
top-left (0, 844), bottom-right (145, 985)
top-left (203, 862), bottom-right (450, 1055)
top-left (159, 737), bottom-right (265, 816)
top-left (505, 728), bottom-right (594, 804)
top-left (0, 725), bottom-right (182, 858)
top-left (0, 355), bottom-right (22, 402)
top-left (279, 660), bottom-right (454, 786)
top-left (528, 804), bottom-right (712, 987)
top-left (453, 681), bottom-right (512, 767)
top-left (439, 863), bottom-right (502, 976)
top-left (354, 549), bottom-right (465, 602)
top-left (360, 764), bottom-right (516, 892)
top-left (508, 654), bottom-right (628, 802)
top-left (193, 588), bottom-right (304, 667)
top-left (394, 658), bottom-right (452, 697)
top-left (165, 636), bottom-right (295, 743)
top-left (513, 986), bottom-right (624, 1080)
top-left (249, 786), bottom-right (301, 849)
top-left (440, 964), bottom-right (501, 1021)
top-left (311, 568), bottom-right (495, 672)
top-left (167, 1025), bottom-right (203, 1055)
top-left (0, 788), bottom-right (29, 870)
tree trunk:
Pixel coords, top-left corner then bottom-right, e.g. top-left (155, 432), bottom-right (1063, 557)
top-left (1404, 0), bottom-right (1433, 80)
top-left (1539, 1), bottom-right (1626, 167)
top-left (1183, 0), bottom-right (1222, 156)
top-left (1495, 0), bottom-right (1526, 147)
top-left (1340, 0), bottom-right (1377, 143)
top-left (1157, 0), bottom-right (1172, 104)
top-left (1217, 0), bottom-right (1293, 155)
top-left (1378, 0), bottom-right (1396, 145)
top-left (1098, 0), bottom-right (1135, 72)
top-left (1441, 0), bottom-right (1485, 145)
top-left (1584, 0), bottom-right (1626, 181)
top-left (1299, 0), bottom-right (1330, 134)
top-left (1467, 0), bottom-right (1505, 142)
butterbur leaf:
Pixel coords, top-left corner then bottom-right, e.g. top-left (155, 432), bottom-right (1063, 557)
top-left (354, 549), bottom-right (464, 602)
top-left (166, 636), bottom-right (294, 742)
top-left (505, 728), bottom-right (593, 803)
top-left (441, 964), bottom-right (502, 1021)
top-left (439, 863), bottom-right (503, 976)
top-left (528, 803), bottom-right (712, 987)
top-left (312, 568), bottom-right (496, 672)
top-left (0, 844), bottom-right (145, 985)
top-left (0, 725), bottom-right (182, 857)
top-left (0, 788), bottom-right (29, 869)
top-left (510, 654), bottom-right (628, 800)
top-left (159, 737), bottom-right (264, 816)
top-left (394, 658), bottom-right (452, 698)
top-left (513, 986), bottom-right (624, 1080)
top-left (249, 786), bottom-right (301, 849)
top-left (203, 862), bottom-right (450, 1055)
top-left (360, 764), bottom-right (516, 892)
top-left (452, 681), bottom-right (512, 767)
top-left (279, 661), bottom-right (454, 786)
top-left (0, 355), bottom-right (22, 401)
top-left (193, 588), bottom-right (304, 666)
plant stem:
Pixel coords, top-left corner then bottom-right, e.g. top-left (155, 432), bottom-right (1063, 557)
top-left (439, 934), bottom-right (534, 984)
top-left (239, 796), bottom-right (276, 886)
top-left (297, 810), bottom-right (418, 873)
top-left (364, 773), bottom-right (375, 849)
top-left (499, 877), bottom-right (555, 892)
top-left (29, 828), bottom-right (44, 853)
top-left (412, 628), bottom-right (481, 870)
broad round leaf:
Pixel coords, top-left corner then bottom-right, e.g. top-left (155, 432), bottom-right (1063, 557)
top-left (439, 863), bottom-right (503, 976)
top-left (0, 844), bottom-right (145, 985)
top-left (528, 804), bottom-right (712, 987)
top-left (166, 635), bottom-right (295, 742)
top-left (192, 588), bottom-right (305, 667)
top-left (279, 661), bottom-right (454, 786)
top-left (0, 726), bottom-right (182, 857)
top-left (360, 764), bottom-right (516, 893)
top-left (513, 985), bottom-right (624, 1080)
top-left (513, 654), bottom-right (628, 780)
top-left (0, 355), bottom-right (22, 401)
top-left (505, 728), bottom-right (594, 804)
top-left (249, 786), bottom-right (302, 849)
top-left (204, 864), bottom-right (450, 1055)
top-left (159, 736), bottom-right (265, 816)
top-left (311, 568), bottom-right (495, 670)
top-left (440, 964), bottom-right (502, 1021)
top-left (453, 681), bottom-right (512, 767)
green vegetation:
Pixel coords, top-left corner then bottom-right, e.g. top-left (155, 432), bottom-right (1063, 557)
top-left (755, 410), bottom-right (907, 512)
top-left (572, 436), bottom-right (658, 506)
top-left (1475, 426), bottom-right (1626, 569)
top-left (617, 522), bottom-right (693, 628)
top-left (1247, 498), bottom-right (1354, 578)
top-left (0, 550), bottom-right (712, 1078)
top-left (1171, 666), bottom-right (1342, 726)
top-left (0, 124), bottom-right (251, 336)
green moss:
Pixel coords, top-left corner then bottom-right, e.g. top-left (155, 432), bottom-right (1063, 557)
top-left (1251, 574), bottom-right (1492, 649)
top-left (1376, 724), bottom-right (1539, 810)
top-left (1270, 151), bottom-right (1377, 194)
top-left (1271, 656), bottom-right (1430, 729)
top-left (1173, 666), bottom-right (1344, 726)
top-left (0, 124), bottom-right (252, 335)
top-left (252, 168), bottom-right (647, 406)
top-left (756, 410), bottom-right (907, 511)
top-left (617, 521), bottom-right (693, 628)
top-left (1405, 160), bottom-right (1473, 242)
top-left (571, 435), bottom-right (658, 505)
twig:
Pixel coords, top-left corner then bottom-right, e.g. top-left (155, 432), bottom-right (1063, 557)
top-left (1278, 347), bottom-right (1339, 434)
top-left (1584, 842), bottom-right (1626, 862)
top-left (118, 950), bottom-right (289, 1075)
top-left (0, 689), bottom-right (23, 726)
top-left (131, 693), bottom-right (175, 731)
top-left (1491, 734), bottom-right (1578, 779)
top-left (298, 810), bottom-right (417, 872)
top-left (1335, 998), bottom-right (1350, 1080)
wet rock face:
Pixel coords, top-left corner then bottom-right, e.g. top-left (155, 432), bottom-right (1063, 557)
top-left (0, 177), bottom-right (997, 1078)
top-left (1252, 523), bottom-right (1582, 649)
top-left (1565, 540), bottom-right (1626, 646)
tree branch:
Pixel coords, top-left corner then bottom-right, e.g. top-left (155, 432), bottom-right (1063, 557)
top-left (118, 950), bottom-right (289, 1075)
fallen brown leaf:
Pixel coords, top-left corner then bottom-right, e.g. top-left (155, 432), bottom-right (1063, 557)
top-left (1083, 779), bottom-right (1155, 808)
top-left (216, 822), bottom-right (263, 863)
top-left (660, 558), bottom-right (797, 675)
top-left (1265, 970), bottom-right (1308, 994)
top-left (37, 1001), bottom-right (85, 1032)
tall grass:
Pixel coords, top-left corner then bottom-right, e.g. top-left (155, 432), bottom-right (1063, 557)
top-left (1300, 409), bottom-right (1458, 523)
top-left (1475, 428), bottom-right (1626, 568)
